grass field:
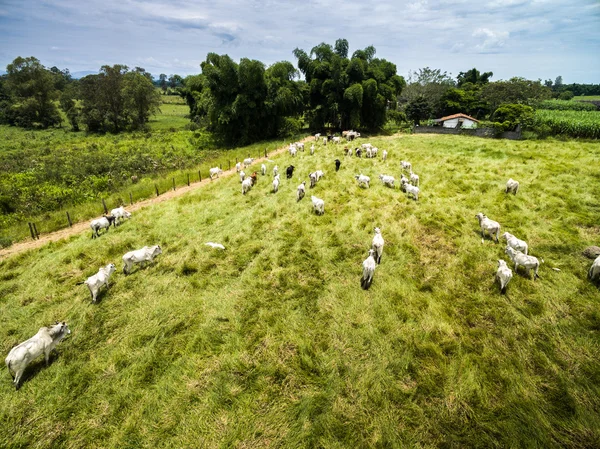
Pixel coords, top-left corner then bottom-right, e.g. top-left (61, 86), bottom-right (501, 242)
top-left (533, 109), bottom-right (600, 139)
top-left (1, 134), bottom-right (600, 448)
top-left (0, 95), bottom-right (302, 246)
top-left (574, 96), bottom-right (600, 102)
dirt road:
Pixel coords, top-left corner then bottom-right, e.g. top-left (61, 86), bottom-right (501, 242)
top-left (0, 139), bottom-right (311, 260)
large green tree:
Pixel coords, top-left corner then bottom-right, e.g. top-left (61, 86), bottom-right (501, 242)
top-left (399, 67), bottom-right (455, 119)
top-left (456, 68), bottom-right (493, 87)
top-left (3, 56), bottom-right (62, 128)
top-left (293, 39), bottom-right (405, 131)
top-left (80, 65), bottom-right (160, 132)
top-left (195, 53), bottom-right (305, 144)
top-left (481, 77), bottom-right (552, 112)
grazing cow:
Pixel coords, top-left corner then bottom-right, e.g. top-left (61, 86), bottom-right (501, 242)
top-left (335, 159), bottom-right (341, 171)
top-left (249, 172), bottom-right (258, 185)
top-left (286, 165), bottom-right (295, 179)
top-left (261, 164), bottom-right (267, 176)
top-left (235, 162), bottom-right (242, 172)
top-left (243, 158), bottom-right (254, 168)
top-left (5, 322), bottom-right (71, 390)
top-left (361, 249), bottom-right (376, 290)
top-left (84, 263), bottom-right (116, 303)
top-left (242, 178), bottom-right (253, 195)
top-left (297, 181), bottom-right (306, 202)
top-left (90, 215), bottom-right (116, 239)
top-left (110, 207), bottom-right (131, 226)
top-left (209, 167), bottom-right (223, 180)
top-left (311, 196), bottom-right (325, 215)
top-left (122, 245), bottom-right (162, 274)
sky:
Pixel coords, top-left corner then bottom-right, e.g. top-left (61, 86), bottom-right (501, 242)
top-left (0, 0), bottom-right (599, 84)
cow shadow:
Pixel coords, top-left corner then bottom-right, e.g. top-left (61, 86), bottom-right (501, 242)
top-left (14, 352), bottom-right (62, 390)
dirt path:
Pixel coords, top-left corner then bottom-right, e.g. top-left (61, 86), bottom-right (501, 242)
top-left (0, 139), bottom-right (311, 260)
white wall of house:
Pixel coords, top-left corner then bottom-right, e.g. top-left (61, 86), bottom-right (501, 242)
top-left (442, 118), bottom-right (477, 129)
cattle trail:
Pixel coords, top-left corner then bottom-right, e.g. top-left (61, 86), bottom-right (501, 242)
top-left (0, 139), bottom-right (309, 260)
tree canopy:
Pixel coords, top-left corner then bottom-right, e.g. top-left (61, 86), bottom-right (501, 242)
top-left (3, 56), bottom-right (61, 128)
top-left (293, 39), bottom-right (405, 131)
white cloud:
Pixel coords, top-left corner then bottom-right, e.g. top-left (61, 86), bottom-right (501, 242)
top-left (0, 0), bottom-right (597, 82)
top-left (472, 28), bottom-right (510, 52)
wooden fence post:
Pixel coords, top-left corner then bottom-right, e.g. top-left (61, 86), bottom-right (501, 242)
top-left (32, 223), bottom-right (39, 239)
top-left (187, 174), bottom-right (190, 186)
top-left (66, 212), bottom-right (72, 227)
top-left (129, 192), bottom-right (133, 205)
top-left (155, 184), bottom-right (159, 197)
top-left (101, 198), bottom-right (108, 214)
top-left (228, 160), bottom-right (231, 170)
top-left (199, 171), bottom-right (202, 182)
top-left (172, 178), bottom-right (176, 191)
top-left (28, 222), bottom-right (35, 240)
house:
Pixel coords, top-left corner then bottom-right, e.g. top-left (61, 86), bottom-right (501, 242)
top-left (435, 113), bottom-right (479, 129)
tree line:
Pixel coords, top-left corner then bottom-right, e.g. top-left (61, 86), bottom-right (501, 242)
top-left (1, 43), bottom-right (599, 143)
top-left (0, 57), bottom-right (160, 133)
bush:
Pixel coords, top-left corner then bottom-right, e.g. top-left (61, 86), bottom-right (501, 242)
top-left (491, 104), bottom-right (534, 131)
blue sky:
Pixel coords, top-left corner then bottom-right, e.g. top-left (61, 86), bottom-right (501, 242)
top-left (1, 0), bottom-right (599, 83)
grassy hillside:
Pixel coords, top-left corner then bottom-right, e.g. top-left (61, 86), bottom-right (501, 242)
top-left (1, 135), bottom-right (600, 448)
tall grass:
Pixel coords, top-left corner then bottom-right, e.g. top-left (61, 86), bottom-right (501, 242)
top-left (0, 113), bottom-right (303, 245)
top-left (537, 99), bottom-right (597, 112)
top-left (1, 135), bottom-right (599, 447)
top-left (533, 109), bottom-right (600, 139)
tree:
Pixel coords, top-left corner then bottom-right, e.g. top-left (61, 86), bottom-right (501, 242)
top-left (400, 67), bottom-right (455, 118)
top-left (491, 103), bottom-right (534, 131)
top-left (159, 74), bottom-right (168, 92)
top-left (4, 56), bottom-right (61, 128)
top-left (169, 74), bottom-right (183, 88)
top-left (554, 76), bottom-right (563, 89)
top-left (405, 96), bottom-right (432, 124)
top-left (80, 65), bottom-right (160, 132)
top-left (189, 54), bottom-right (306, 144)
top-left (60, 81), bottom-right (81, 131)
top-left (293, 39), bottom-right (404, 131)
top-left (481, 77), bottom-right (552, 112)
top-left (456, 68), bottom-right (493, 87)
top-left (123, 72), bottom-right (161, 128)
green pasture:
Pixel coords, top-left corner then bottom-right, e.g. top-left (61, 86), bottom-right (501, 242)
top-left (1, 134), bottom-right (599, 447)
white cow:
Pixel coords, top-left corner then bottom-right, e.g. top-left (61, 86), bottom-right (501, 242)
top-left (361, 249), bottom-right (376, 290)
top-left (311, 196), bottom-right (325, 215)
top-left (84, 263), bottom-right (116, 303)
top-left (5, 322), bottom-right (71, 390)
top-left (122, 245), bottom-right (162, 274)
top-left (209, 167), bottom-right (223, 180)
top-left (90, 215), bottom-right (116, 238)
top-left (110, 206), bottom-right (131, 226)
top-left (242, 178), bottom-right (253, 195)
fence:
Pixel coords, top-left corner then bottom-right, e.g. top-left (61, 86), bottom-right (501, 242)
top-left (20, 147), bottom-right (272, 242)
top-left (413, 125), bottom-right (522, 140)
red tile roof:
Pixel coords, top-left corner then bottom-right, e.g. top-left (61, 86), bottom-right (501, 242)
top-left (439, 113), bottom-right (480, 122)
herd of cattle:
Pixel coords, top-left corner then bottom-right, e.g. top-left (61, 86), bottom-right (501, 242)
top-left (5, 132), bottom-right (600, 390)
